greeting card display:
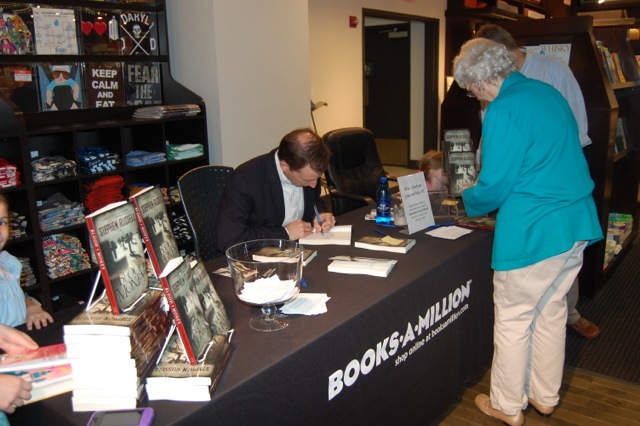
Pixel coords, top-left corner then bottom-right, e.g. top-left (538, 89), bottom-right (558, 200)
top-left (37, 63), bottom-right (84, 111)
top-left (125, 62), bottom-right (161, 105)
top-left (119, 11), bottom-right (158, 55)
top-left (81, 9), bottom-right (121, 55)
top-left (0, 5), bottom-right (35, 55)
top-left (33, 7), bottom-right (78, 55)
top-left (84, 62), bottom-right (126, 108)
top-left (0, 64), bottom-right (39, 112)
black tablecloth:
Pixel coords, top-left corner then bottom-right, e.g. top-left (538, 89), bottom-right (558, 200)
top-left (11, 208), bottom-right (495, 425)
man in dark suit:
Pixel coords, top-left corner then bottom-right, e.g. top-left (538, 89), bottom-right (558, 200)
top-left (217, 127), bottom-right (335, 252)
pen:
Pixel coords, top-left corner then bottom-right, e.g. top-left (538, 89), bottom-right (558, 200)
top-left (426, 221), bottom-right (455, 230)
top-left (313, 205), bottom-right (324, 235)
top-left (374, 228), bottom-right (388, 237)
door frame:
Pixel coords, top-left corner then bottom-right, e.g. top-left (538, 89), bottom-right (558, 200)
top-left (363, 9), bottom-right (440, 166)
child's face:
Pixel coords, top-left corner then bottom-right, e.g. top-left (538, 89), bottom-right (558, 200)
top-left (0, 202), bottom-right (9, 251)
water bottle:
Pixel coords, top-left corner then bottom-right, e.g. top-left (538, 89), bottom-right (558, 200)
top-left (376, 176), bottom-right (392, 225)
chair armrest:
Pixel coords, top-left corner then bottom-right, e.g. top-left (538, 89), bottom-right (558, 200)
top-left (328, 188), bottom-right (376, 207)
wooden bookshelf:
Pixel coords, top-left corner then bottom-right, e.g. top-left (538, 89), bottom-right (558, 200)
top-left (441, 15), bottom-right (640, 296)
top-left (0, 0), bottom-right (209, 313)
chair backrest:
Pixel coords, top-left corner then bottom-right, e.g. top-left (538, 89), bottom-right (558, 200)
top-left (323, 127), bottom-right (387, 215)
top-left (178, 165), bottom-right (233, 260)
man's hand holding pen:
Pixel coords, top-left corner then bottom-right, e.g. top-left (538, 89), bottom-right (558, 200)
top-left (313, 205), bottom-right (336, 235)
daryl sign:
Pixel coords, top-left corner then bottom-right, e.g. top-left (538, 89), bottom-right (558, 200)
top-left (84, 62), bottom-right (126, 108)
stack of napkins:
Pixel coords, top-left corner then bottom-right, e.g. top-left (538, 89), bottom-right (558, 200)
top-left (237, 276), bottom-right (299, 305)
top-left (281, 293), bottom-right (330, 315)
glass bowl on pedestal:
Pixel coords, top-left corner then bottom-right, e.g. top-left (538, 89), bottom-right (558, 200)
top-left (225, 239), bottom-right (303, 332)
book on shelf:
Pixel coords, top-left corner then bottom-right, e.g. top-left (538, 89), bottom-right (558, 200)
top-left (130, 185), bottom-right (180, 277)
top-left (0, 64), bottom-right (40, 113)
top-left (524, 8), bottom-right (545, 19)
top-left (354, 235), bottom-right (416, 254)
top-left (119, 10), bottom-right (158, 55)
top-left (299, 225), bottom-right (352, 246)
top-left (455, 215), bottom-right (496, 231)
top-left (252, 246), bottom-right (318, 267)
top-left (84, 62), bottom-right (126, 108)
top-left (159, 257), bottom-right (214, 365)
top-left (0, 5), bottom-right (35, 54)
top-left (448, 152), bottom-right (476, 196)
top-left (81, 8), bottom-right (121, 55)
top-left (145, 333), bottom-right (232, 402)
top-left (125, 62), bottom-right (162, 105)
top-left (496, 1), bottom-right (518, 14)
top-left (37, 63), bottom-right (84, 111)
top-left (611, 52), bottom-right (626, 83)
top-left (615, 117), bottom-right (629, 154)
top-left (32, 7), bottom-right (79, 55)
top-left (190, 259), bottom-right (232, 335)
top-left (85, 200), bottom-right (149, 315)
top-left (327, 256), bottom-right (397, 278)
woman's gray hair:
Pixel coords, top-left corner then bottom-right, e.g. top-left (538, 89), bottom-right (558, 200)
top-left (452, 38), bottom-right (517, 89)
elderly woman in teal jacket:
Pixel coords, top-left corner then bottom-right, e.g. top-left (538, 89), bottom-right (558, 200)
top-left (453, 38), bottom-right (602, 426)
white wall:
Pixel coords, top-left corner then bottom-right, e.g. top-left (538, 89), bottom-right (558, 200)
top-left (307, 0), bottom-right (446, 161)
top-left (167, 0), bottom-right (310, 168)
top-left (167, 0), bottom-right (447, 167)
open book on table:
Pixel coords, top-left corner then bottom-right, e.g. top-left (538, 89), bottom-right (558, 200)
top-left (299, 225), bottom-right (352, 246)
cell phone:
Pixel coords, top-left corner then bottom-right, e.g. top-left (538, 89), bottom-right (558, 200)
top-left (87, 407), bottom-right (154, 426)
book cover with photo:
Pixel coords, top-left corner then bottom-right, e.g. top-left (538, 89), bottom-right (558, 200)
top-left (0, 64), bottom-right (40, 112)
top-left (84, 62), bottom-right (126, 108)
top-left (448, 152), bottom-right (476, 197)
top-left (0, 5), bottom-right (35, 54)
top-left (119, 10), bottom-right (158, 55)
top-left (124, 62), bottom-right (162, 105)
top-left (191, 260), bottom-right (231, 336)
top-left (252, 245), bottom-right (317, 266)
top-left (129, 186), bottom-right (180, 276)
top-left (32, 7), bottom-right (78, 55)
top-left (85, 201), bottom-right (148, 315)
top-left (81, 8), bottom-right (121, 55)
top-left (37, 63), bottom-right (84, 111)
top-left (443, 129), bottom-right (473, 153)
top-left (159, 257), bottom-right (213, 365)
top-left (354, 235), bottom-right (416, 254)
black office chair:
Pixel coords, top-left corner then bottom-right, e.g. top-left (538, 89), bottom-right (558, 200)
top-left (323, 127), bottom-right (391, 216)
top-left (177, 165), bottom-right (233, 260)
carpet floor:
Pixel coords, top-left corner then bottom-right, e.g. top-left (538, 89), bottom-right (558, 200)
top-left (565, 237), bottom-right (640, 384)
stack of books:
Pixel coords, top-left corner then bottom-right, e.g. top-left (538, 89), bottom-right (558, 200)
top-left (132, 104), bottom-right (201, 119)
top-left (63, 290), bottom-right (171, 412)
top-left (145, 333), bottom-right (231, 402)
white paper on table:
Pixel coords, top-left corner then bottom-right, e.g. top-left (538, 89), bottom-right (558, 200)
top-left (281, 293), bottom-right (330, 316)
top-left (425, 226), bottom-right (473, 240)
